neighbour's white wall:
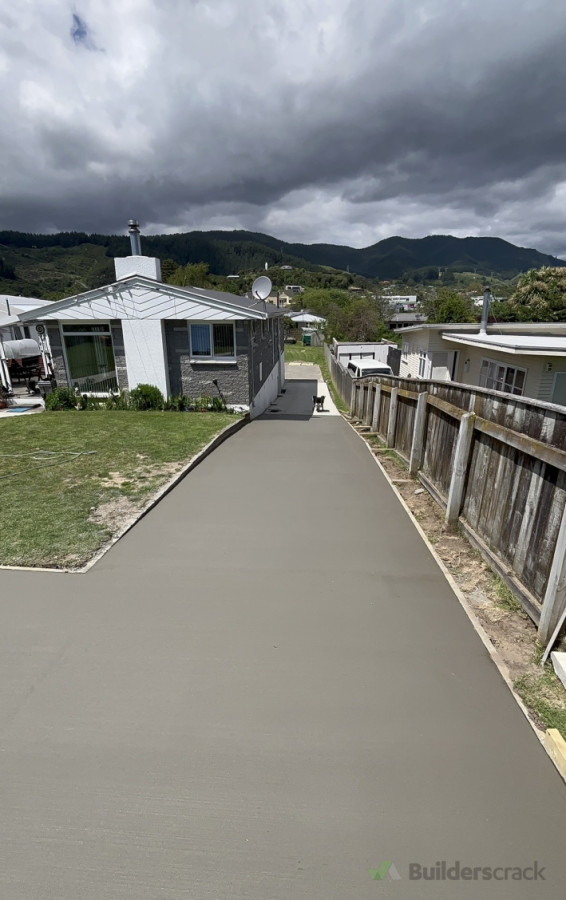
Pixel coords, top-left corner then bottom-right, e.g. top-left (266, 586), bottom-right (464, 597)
top-left (250, 351), bottom-right (283, 419)
top-left (399, 330), bottom-right (432, 379)
top-left (122, 319), bottom-right (169, 398)
top-left (451, 346), bottom-right (566, 402)
top-left (334, 341), bottom-right (392, 366)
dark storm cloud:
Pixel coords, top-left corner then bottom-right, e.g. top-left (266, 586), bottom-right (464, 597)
top-left (2, 1), bottom-right (566, 255)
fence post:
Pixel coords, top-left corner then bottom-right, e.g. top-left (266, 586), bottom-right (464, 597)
top-left (445, 412), bottom-right (475, 531)
top-left (350, 382), bottom-right (358, 417)
top-left (409, 391), bottom-right (428, 477)
top-left (371, 382), bottom-right (382, 433)
top-left (386, 387), bottom-right (399, 448)
top-left (538, 503), bottom-right (566, 643)
top-left (356, 382), bottom-right (364, 419)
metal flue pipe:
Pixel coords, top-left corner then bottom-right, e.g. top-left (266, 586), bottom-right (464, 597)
top-left (479, 287), bottom-right (492, 334)
top-left (128, 219), bottom-right (142, 256)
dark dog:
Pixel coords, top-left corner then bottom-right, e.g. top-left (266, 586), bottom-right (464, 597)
top-left (313, 395), bottom-right (325, 411)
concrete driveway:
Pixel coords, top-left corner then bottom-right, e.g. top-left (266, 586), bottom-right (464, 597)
top-left (0, 370), bottom-right (565, 899)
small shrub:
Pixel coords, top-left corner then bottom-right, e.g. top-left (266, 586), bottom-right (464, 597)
top-left (165, 394), bottom-right (189, 411)
top-left (129, 384), bottom-right (164, 411)
top-left (211, 396), bottom-right (225, 411)
top-left (197, 394), bottom-right (212, 411)
top-left (45, 387), bottom-right (77, 411)
top-left (79, 394), bottom-right (103, 410)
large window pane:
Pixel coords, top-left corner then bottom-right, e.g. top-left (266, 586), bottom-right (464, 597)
top-left (213, 324), bottom-right (235, 357)
top-left (191, 324), bottom-right (212, 356)
top-left (63, 334), bottom-right (117, 391)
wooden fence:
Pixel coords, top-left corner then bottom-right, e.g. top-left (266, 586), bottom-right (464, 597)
top-left (326, 344), bottom-right (566, 643)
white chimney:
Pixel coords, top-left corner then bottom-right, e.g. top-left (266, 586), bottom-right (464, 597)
top-left (114, 219), bottom-right (162, 281)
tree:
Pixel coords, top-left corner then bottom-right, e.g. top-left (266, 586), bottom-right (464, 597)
top-left (167, 261), bottom-right (211, 288)
top-left (507, 267), bottom-right (566, 322)
top-left (422, 288), bottom-right (476, 323)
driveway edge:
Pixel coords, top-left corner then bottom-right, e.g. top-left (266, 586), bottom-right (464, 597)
top-left (346, 418), bottom-right (566, 784)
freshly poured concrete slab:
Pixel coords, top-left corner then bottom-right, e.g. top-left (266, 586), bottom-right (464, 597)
top-left (0, 371), bottom-right (564, 899)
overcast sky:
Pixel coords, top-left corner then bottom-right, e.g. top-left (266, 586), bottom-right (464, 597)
top-left (2, 1), bottom-right (566, 256)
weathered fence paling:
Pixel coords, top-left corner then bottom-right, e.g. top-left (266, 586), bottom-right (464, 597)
top-left (409, 391), bottom-right (428, 477)
top-left (445, 413), bottom-right (475, 531)
top-left (325, 346), bottom-right (566, 643)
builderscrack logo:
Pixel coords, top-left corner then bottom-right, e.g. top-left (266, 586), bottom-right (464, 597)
top-left (369, 862), bottom-right (401, 881)
top-left (370, 860), bottom-right (546, 882)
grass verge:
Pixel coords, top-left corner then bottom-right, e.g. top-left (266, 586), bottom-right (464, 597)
top-left (514, 671), bottom-right (566, 737)
top-left (0, 410), bottom-right (238, 568)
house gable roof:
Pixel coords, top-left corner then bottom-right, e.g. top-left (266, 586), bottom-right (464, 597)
top-left (14, 276), bottom-right (285, 324)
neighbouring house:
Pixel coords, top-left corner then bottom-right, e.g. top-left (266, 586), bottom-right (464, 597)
top-left (395, 322), bottom-right (566, 405)
top-left (0, 234), bottom-right (286, 417)
top-left (287, 310), bottom-right (326, 330)
top-left (387, 312), bottom-right (428, 330)
top-left (382, 295), bottom-right (418, 311)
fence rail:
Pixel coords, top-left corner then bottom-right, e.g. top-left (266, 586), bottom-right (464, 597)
top-left (326, 346), bottom-right (566, 643)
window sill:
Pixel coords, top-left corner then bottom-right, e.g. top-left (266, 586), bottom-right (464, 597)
top-left (190, 358), bottom-right (238, 365)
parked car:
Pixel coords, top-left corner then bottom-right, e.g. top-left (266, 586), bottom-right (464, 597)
top-left (347, 359), bottom-right (393, 378)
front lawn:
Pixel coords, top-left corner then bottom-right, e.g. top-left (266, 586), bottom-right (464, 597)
top-left (0, 411), bottom-right (238, 568)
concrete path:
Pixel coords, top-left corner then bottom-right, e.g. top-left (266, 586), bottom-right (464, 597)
top-left (0, 369), bottom-right (565, 899)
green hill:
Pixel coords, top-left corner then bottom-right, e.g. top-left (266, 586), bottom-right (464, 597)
top-left (0, 229), bottom-right (563, 298)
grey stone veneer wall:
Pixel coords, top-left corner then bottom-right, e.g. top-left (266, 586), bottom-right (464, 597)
top-left (110, 322), bottom-right (129, 391)
top-left (164, 321), bottom-right (251, 404)
top-left (46, 326), bottom-right (69, 387)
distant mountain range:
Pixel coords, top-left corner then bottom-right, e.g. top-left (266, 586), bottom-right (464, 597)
top-left (0, 229), bottom-right (564, 297)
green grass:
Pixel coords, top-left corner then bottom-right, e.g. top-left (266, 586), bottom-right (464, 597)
top-left (487, 573), bottom-right (524, 614)
top-left (284, 345), bottom-right (325, 365)
top-left (514, 671), bottom-right (566, 739)
top-left (0, 410), bottom-right (238, 568)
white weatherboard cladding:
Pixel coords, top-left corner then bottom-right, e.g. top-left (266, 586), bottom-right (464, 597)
top-left (32, 285), bottom-right (251, 322)
top-left (122, 319), bottom-right (169, 397)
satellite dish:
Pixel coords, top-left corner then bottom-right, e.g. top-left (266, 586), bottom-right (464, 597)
top-left (251, 275), bottom-right (272, 301)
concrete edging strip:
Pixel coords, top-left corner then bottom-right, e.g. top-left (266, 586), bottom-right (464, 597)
top-left (0, 415), bottom-right (249, 575)
top-left (345, 416), bottom-right (566, 784)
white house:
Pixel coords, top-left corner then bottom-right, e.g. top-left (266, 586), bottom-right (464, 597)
top-left (0, 240), bottom-right (286, 417)
top-left (396, 322), bottom-right (566, 405)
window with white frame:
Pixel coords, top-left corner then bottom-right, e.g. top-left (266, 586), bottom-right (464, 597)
top-left (418, 349), bottom-right (428, 377)
top-left (479, 358), bottom-right (526, 395)
top-left (190, 323), bottom-right (236, 360)
top-left (61, 322), bottom-right (117, 392)
top-left (402, 341), bottom-right (409, 358)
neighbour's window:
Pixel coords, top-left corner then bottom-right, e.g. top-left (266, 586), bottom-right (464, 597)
top-left (190, 323), bottom-right (235, 359)
top-left (402, 342), bottom-right (409, 358)
top-left (479, 358), bottom-right (526, 395)
top-left (418, 349), bottom-right (428, 378)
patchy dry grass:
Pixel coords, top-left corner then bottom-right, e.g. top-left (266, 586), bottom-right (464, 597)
top-left (0, 411), bottom-right (238, 568)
